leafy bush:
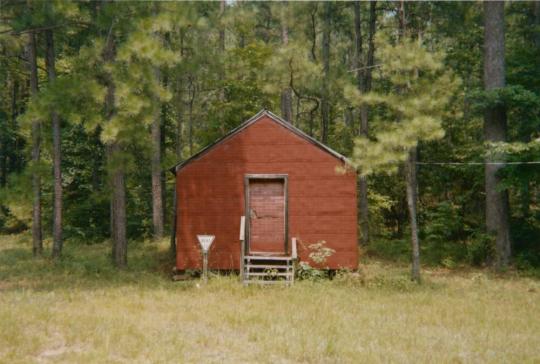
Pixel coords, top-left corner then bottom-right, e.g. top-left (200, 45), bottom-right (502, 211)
top-left (296, 240), bottom-right (335, 281)
top-left (366, 239), bottom-right (410, 262)
top-left (296, 261), bottom-right (331, 281)
top-left (511, 219), bottom-right (540, 269)
top-left (465, 232), bottom-right (494, 266)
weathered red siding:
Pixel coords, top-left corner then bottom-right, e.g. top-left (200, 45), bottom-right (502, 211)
top-left (175, 114), bottom-right (358, 270)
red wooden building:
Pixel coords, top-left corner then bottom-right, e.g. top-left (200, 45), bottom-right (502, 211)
top-left (170, 110), bottom-right (358, 273)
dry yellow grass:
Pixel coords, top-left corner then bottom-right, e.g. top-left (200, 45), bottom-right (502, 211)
top-left (1, 233), bottom-right (539, 363)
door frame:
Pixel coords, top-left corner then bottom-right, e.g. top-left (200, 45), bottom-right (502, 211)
top-left (244, 174), bottom-right (288, 255)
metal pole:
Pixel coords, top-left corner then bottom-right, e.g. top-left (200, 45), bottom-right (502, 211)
top-left (202, 251), bottom-right (208, 283)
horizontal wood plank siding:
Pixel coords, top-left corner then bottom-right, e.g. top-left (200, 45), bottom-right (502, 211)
top-left (176, 116), bottom-right (358, 270)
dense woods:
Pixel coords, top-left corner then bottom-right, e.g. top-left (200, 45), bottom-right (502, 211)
top-left (1, 1), bottom-right (539, 275)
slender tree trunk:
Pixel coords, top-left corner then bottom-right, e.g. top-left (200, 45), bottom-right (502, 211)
top-left (534, 2), bottom-right (540, 49)
top-left (406, 148), bottom-right (420, 283)
top-left (188, 77), bottom-right (195, 156)
top-left (9, 79), bottom-right (19, 173)
top-left (356, 1), bottom-right (377, 246)
top-left (45, 29), bottom-right (63, 258)
top-left (176, 31), bottom-right (184, 160)
top-left (28, 31), bottom-right (42, 257)
top-left (110, 143), bottom-right (127, 267)
top-left (354, 1), bottom-right (364, 93)
top-left (295, 96), bottom-right (301, 126)
top-left (170, 187), bottom-right (177, 258)
top-left (398, 0), bottom-right (407, 39)
top-left (0, 137), bottom-right (5, 188)
top-left (161, 69), bottom-right (168, 232)
top-left (151, 7), bottom-right (164, 240)
top-left (397, 0), bottom-right (420, 282)
top-left (0, 85), bottom-right (7, 187)
top-left (310, 5), bottom-right (318, 62)
top-left (151, 68), bottom-right (164, 240)
top-left (218, 0), bottom-right (227, 134)
top-left (354, 1), bottom-right (367, 247)
top-left (484, 1), bottom-right (511, 269)
top-left (365, 1), bottom-right (377, 93)
top-left (280, 1), bottom-right (293, 123)
top-left (176, 81), bottom-right (183, 160)
top-left (103, 29), bottom-right (127, 268)
top-left (321, 1), bottom-right (331, 143)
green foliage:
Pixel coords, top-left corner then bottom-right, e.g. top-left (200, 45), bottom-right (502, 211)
top-left (1, 1), bottom-right (540, 270)
top-left (296, 261), bottom-right (331, 281)
top-left (345, 37), bottom-right (461, 176)
top-left (367, 239), bottom-right (410, 263)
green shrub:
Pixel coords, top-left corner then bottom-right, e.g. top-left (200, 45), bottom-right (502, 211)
top-left (366, 239), bottom-right (410, 262)
top-left (466, 232), bottom-right (494, 266)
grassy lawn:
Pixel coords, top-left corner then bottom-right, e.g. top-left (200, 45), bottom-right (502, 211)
top-left (1, 234), bottom-right (539, 363)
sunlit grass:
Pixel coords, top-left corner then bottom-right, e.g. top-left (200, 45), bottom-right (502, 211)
top-left (1, 233), bottom-right (539, 363)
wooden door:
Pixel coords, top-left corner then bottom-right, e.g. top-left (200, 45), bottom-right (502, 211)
top-left (247, 177), bottom-right (287, 254)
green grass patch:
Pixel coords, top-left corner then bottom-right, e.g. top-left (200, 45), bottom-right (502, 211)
top-left (1, 234), bottom-right (539, 363)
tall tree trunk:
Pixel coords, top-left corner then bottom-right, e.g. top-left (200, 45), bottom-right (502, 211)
top-left (103, 29), bottom-right (127, 267)
top-left (176, 81), bottom-right (183, 160)
top-left (310, 5), bottom-right (318, 62)
top-left (170, 187), bottom-right (177, 258)
top-left (45, 29), bottom-right (63, 258)
top-left (353, 1), bottom-right (364, 93)
top-left (9, 78), bottom-right (19, 173)
top-left (151, 6), bottom-right (164, 241)
top-left (354, 1), bottom-right (367, 247)
top-left (280, 1), bottom-right (293, 123)
top-left (406, 148), bottom-right (420, 282)
top-left (0, 135), bottom-right (5, 188)
top-left (188, 76), bottom-right (195, 156)
top-left (161, 68), bottom-right (168, 233)
top-left (365, 1), bottom-right (377, 95)
top-left (398, 0), bottom-right (420, 282)
top-left (218, 0), bottom-right (227, 134)
top-left (151, 68), bottom-right (164, 240)
top-left (484, 1), bottom-right (511, 269)
top-left (534, 2), bottom-right (540, 49)
top-left (0, 86), bottom-right (7, 187)
top-left (110, 143), bottom-right (127, 267)
top-left (321, 1), bottom-right (331, 143)
top-left (176, 30), bottom-right (184, 160)
top-left (398, 0), bottom-right (407, 39)
top-left (356, 1), bottom-right (377, 247)
top-left (28, 31), bottom-right (42, 257)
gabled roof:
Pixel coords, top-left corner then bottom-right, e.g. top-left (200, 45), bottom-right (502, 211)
top-left (169, 109), bottom-right (351, 174)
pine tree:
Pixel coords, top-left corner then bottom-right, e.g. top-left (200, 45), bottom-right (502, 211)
top-left (346, 35), bottom-right (461, 281)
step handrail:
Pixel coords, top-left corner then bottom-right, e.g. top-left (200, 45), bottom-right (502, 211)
top-left (239, 216), bottom-right (245, 282)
